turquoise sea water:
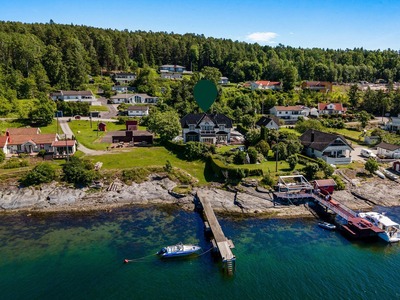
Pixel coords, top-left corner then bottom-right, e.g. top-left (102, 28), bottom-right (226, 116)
top-left (0, 206), bottom-right (400, 300)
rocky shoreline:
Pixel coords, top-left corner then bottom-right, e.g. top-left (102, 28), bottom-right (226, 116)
top-left (0, 175), bottom-right (399, 218)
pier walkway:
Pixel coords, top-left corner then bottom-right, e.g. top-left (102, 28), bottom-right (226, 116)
top-left (197, 192), bottom-right (236, 275)
top-left (275, 192), bottom-right (357, 221)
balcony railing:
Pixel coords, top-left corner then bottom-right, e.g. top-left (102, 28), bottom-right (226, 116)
top-left (323, 156), bottom-right (352, 165)
top-left (200, 130), bottom-right (215, 134)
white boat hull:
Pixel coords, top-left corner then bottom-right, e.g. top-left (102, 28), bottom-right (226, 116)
top-left (157, 244), bottom-right (202, 258)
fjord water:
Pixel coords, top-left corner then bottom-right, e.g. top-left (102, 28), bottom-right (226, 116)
top-left (1, 207), bottom-right (399, 300)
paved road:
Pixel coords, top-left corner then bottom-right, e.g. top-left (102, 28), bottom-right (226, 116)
top-left (351, 144), bottom-right (377, 162)
top-left (97, 97), bottom-right (119, 119)
top-left (59, 120), bottom-right (98, 155)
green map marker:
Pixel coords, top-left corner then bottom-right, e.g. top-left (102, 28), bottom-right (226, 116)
top-left (193, 80), bottom-right (218, 112)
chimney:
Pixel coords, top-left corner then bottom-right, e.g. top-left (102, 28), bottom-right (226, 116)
top-left (311, 130), bottom-right (314, 143)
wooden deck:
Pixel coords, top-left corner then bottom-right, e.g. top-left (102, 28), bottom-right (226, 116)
top-left (197, 192), bottom-right (235, 264)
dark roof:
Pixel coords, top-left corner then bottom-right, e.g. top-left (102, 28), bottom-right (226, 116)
top-left (132, 130), bottom-right (153, 137)
top-left (127, 106), bottom-right (149, 111)
top-left (255, 116), bottom-right (280, 127)
top-left (299, 129), bottom-right (353, 152)
top-left (376, 142), bottom-right (400, 151)
top-left (180, 113), bottom-right (233, 129)
top-left (113, 73), bottom-right (136, 76)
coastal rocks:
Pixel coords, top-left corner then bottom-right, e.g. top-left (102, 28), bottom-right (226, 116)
top-left (0, 186), bottom-right (40, 210)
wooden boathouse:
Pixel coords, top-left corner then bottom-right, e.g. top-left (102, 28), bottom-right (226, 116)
top-left (196, 192), bottom-right (236, 275)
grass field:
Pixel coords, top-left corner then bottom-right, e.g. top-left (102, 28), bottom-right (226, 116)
top-left (86, 147), bottom-right (213, 185)
top-left (0, 119), bottom-right (62, 135)
top-left (90, 106), bottom-right (109, 112)
top-left (69, 120), bottom-right (147, 150)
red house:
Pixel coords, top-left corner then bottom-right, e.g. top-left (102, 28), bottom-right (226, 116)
top-left (98, 122), bottom-right (107, 132)
top-left (126, 120), bottom-right (138, 131)
top-left (313, 179), bottom-right (336, 194)
top-left (393, 161), bottom-right (400, 173)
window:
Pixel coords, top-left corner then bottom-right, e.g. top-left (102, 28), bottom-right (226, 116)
top-left (286, 112), bottom-right (288, 114)
top-left (220, 125), bottom-right (225, 131)
top-left (189, 125), bottom-right (194, 131)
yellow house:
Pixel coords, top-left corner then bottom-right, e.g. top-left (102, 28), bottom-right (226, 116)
top-left (301, 81), bottom-right (332, 93)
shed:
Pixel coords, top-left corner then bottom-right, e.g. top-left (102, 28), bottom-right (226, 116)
top-left (75, 115), bottom-right (81, 120)
top-left (126, 120), bottom-right (138, 131)
top-left (393, 161), bottom-right (400, 173)
top-left (313, 179), bottom-right (336, 194)
top-left (98, 122), bottom-right (107, 132)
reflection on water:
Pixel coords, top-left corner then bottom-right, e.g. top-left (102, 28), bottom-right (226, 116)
top-left (0, 206), bottom-right (399, 300)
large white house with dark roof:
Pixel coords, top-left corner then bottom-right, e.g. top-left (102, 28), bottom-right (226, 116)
top-left (50, 90), bottom-right (96, 104)
top-left (299, 129), bottom-right (354, 165)
top-left (111, 73), bottom-right (136, 84)
top-left (110, 93), bottom-right (159, 104)
top-left (180, 113), bottom-right (233, 144)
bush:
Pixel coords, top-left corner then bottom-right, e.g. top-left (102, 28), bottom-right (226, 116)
top-left (38, 149), bottom-right (47, 157)
top-left (261, 173), bottom-right (275, 187)
top-left (0, 149), bottom-right (5, 163)
top-left (365, 157), bottom-right (379, 174)
top-left (303, 163), bottom-right (319, 180)
top-left (165, 160), bottom-right (173, 173)
top-left (234, 151), bottom-right (246, 165)
top-left (184, 142), bottom-right (210, 160)
top-left (255, 140), bottom-right (270, 157)
top-left (62, 156), bottom-right (99, 185)
top-left (286, 154), bottom-right (298, 170)
top-left (332, 175), bottom-right (346, 190)
top-left (209, 156), bottom-right (263, 179)
top-left (3, 159), bottom-right (29, 169)
top-left (122, 168), bottom-right (150, 183)
top-left (21, 163), bottom-right (55, 186)
top-left (164, 140), bottom-right (186, 153)
top-left (247, 147), bottom-right (258, 164)
top-left (19, 153), bottom-right (26, 159)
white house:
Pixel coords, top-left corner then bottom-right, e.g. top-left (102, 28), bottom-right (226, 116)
top-left (160, 73), bottom-right (183, 80)
top-left (111, 85), bottom-right (128, 93)
top-left (111, 73), bottom-right (136, 84)
top-left (51, 140), bottom-right (77, 159)
top-left (255, 116), bottom-right (280, 130)
top-left (299, 129), bottom-right (354, 165)
top-left (180, 113), bottom-right (233, 144)
top-left (127, 106), bottom-right (149, 117)
top-left (218, 77), bottom-right (230, 85)
top-left (159, 65), bottom-right (186, 73)
top-left (376, 142), bottom-right (400, 159)
top-left (110, 93), bottom-right (159, 104)
top-left (0, 136), bottom-right (8, 154)
top-left (385, 114), bottom-right (400, 132)
top-left (318, 103), bottom-right (346, 114)
top-left (50, 90), bottom-right (97, 105)
top-left (250, 81), bottom-right (282, 90)
top-left (270, 106), bottom-right (303, 123)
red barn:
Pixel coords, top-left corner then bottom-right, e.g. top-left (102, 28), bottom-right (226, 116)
top-left (126, 120), bottom-right (138, 131)
top-left (313, 179), bottom-right (336, 194)
top-left (98, 122), bottom-right (107, 132)
top-left (393, 161), bottom-right (400, 172)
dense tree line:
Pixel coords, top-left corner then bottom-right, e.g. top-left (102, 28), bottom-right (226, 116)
top-left (2, 20), bottom-right (400, 98)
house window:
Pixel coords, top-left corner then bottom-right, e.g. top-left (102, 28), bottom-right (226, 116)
top-left (187, 135), bottom-right (197, 142)
top-left (220, 125), bottom-right (225, 131)
top-left (311, 149), bottom-right (314, 153)
top-left (189, 125), bottom-right (194, 131)
top-left (286, 112), bottom-right (288, 114)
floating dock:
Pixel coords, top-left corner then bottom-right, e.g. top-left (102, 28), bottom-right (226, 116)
top-left (196, 192), bottom-right (236, 275)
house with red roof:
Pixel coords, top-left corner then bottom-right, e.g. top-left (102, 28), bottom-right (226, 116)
top-left (318, 103), bottom-right (346, 115)
top-left (301, 81), bottom-right (332, 93)
top-left (250, 81), bottom-right (282, 90)
top-left (0, 136), bottom-right (9, 154)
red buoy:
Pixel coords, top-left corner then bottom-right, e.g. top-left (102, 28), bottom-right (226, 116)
top-left (124, 259), bottom-right (128, 264)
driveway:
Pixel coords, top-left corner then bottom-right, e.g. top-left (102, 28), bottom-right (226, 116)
top-left (98, 97), bottom-right (119, 119)
top-left (59, 120), bottom-right (99, 155)
top-left (351, 145), bottom-right (377, 162)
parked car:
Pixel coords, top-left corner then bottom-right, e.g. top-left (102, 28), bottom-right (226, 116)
top-left (361, 148), bottom-right (377, 159)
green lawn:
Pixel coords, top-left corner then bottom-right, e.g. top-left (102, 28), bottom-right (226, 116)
top-left (279, 127), bottom-right (301, 136)
top-left (86, 147), bottom-right (213, 185)
top-left (0, 119), bottom-right (62, 135)
top-left (227, 158), bottom-right (303, 174)
top-left (90, 106), bottom-right (109, 112)
top-left (70, 120), bottom-right (147, 150)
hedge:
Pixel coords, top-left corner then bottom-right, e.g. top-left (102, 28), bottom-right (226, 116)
top-left (236, 124), bottom-right (249, 135)
top-left (164, 140), bottom-right (186, 153)
top-left (210, 155), bottom-right (263, 179)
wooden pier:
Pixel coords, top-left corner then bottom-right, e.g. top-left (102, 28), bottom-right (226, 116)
top-left (197, 192), bottom-right (236, 275)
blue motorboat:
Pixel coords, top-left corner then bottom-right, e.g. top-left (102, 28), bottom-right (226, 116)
top-left (156, 243), bottom-right (201, 258)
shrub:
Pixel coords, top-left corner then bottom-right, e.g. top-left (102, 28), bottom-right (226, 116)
top-left (332, 175), bottom-right (346, 190)
top-left (165, 160), bottom-right (173, 173)
top-left (255, 140), bottom-right (270, 157)
top-left (286, 154), bottom-right (298, 170)
top-left (0, 149), bottom-right (5, 163)
top-left (3, 159), bottom-right (29, 169)
top-left (261, 173), bottom-right (275, 187)
top-left (303, 163), bottom-right (319, 180)
top-left (19, 153), bottom-right (26, 158)
top-left (38, 149), bottom-right (47, 157)
top-left (62, 156), bottom-right (99, 185)
top-left (247, 147), bottom-right (258, 164)
top-left (234, 151), bottom-right (246, 165)
top-left (365, 157), bottom-right (379, 174)
top-left (122, 168), bottom-right (150, 183)
top-left (184, 142), bottom-right (210, 160)
top-left (21, 163), bottom-right (55, 186)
